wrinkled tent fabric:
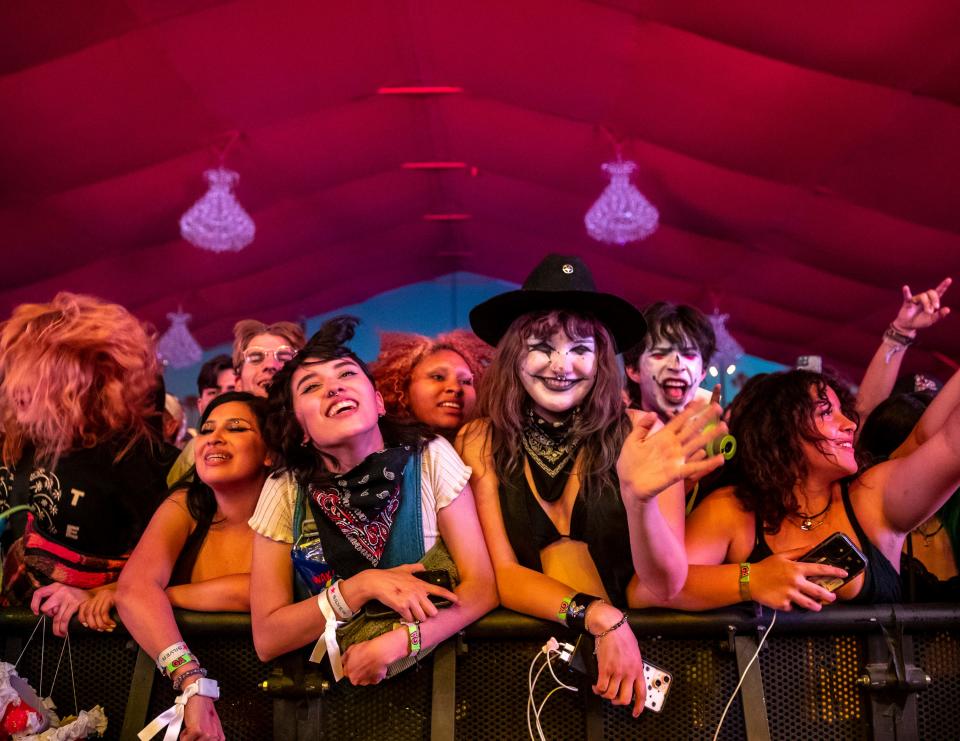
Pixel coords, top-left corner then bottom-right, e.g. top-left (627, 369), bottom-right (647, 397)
top-left (2, 1), bottom-right (959, 381)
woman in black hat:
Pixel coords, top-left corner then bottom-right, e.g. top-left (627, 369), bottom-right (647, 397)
top-left (459, 254), bottom-right (726, 716)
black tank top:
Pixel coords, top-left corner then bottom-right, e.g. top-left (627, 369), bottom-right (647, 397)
top-left (499, 461), bottom-right (634, 607)
top-left (747, 480), bottom-right (901, 604)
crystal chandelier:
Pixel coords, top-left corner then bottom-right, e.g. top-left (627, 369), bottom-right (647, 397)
top-left (157, 309), bottom-right (203, 369)
top-left (179, 167), bottom-right (255, 252)
top-left (585, 157), bottom-right (659, 245)
top-left (708, 309), bottom-right (745, 373)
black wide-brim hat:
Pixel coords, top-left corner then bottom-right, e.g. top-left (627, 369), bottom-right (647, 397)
top-left (469, 253), bottom-right (646, 352)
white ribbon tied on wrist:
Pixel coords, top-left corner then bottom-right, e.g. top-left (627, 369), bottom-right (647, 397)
top-left (138, 681), bottom-right (199, 741)
top-left (309, 590), bottom-right (344, 681)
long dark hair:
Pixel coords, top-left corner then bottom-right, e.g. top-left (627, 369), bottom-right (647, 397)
top-left (726, 370), bottom-right (861, 533)
top-left (264, 316), bottom-right (430, 488)
top-left (475, 310), bottom-right (629, 499)
top-left (175, 391), bottom-right (269, 529)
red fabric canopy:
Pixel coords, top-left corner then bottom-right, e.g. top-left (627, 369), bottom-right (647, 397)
top-left (3, 1), bottom-right (959, 381)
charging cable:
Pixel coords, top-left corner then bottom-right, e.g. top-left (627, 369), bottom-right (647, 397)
top-left (712, 609), bottom-right (778, 741)
top-left (527, 637), bottom-right (578, 741)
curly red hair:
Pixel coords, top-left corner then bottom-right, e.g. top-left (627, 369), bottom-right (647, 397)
top-left (0, 293), bottom-right (161, 465)
top-left (370, 329), bottom-right (493, 423)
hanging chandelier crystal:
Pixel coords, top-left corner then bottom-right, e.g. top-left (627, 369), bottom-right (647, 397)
top-left (708, 309), bottom-right (745, 372)
top-left (157, 309), bottom-right (203, 369)
top-left (585, 158), bottom-right (659, 245)
top-left (179, 167), bottom-right (255, 252)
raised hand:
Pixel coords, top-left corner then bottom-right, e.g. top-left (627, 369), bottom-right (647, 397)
top-left (617, 400), bottom-right (727, 504)
top-left (894, 278), bottom-right (951, 335)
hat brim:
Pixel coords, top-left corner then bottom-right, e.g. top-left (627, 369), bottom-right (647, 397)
top-left (469, 290), bottom-right (646, 352)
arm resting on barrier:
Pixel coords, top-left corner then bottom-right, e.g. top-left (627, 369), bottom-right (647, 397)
top-left (167, 574), bottom-right (251, 612)
top-left (665, 487), bottom-right (844, 612)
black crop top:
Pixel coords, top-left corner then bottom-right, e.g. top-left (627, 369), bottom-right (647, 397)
top-left (498, 461), bottom-right (634, 607)
top-left (747, 480), bottom-right (901, 604)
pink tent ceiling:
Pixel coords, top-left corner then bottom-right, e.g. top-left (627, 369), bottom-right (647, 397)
top-left (3, 1), bottom-right (959, 381)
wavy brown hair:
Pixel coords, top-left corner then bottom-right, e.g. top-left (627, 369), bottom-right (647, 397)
top-left (476, 310), bottom-right (629, 499)
top-left (726, 369), bottom-right (861, 533)
top-left (370, 329), bottom-right (493, 423)
top-left (0, 292), bottom-right (160, 466)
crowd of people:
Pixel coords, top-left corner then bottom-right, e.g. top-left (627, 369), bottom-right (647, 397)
top-left (0, 255), bottom-right (956, 739)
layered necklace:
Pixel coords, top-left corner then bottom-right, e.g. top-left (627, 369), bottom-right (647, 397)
top-left (790, 496), bottom-right (832, 532)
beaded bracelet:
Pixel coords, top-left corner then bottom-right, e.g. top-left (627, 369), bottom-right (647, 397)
top-left (172, 666), bottom-right (208, 692)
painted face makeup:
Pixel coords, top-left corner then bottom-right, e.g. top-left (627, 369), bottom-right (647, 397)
top-left (407, 349), bottom-right (476, 431)
top-left (628, 337), bottom-right (705, 421)
top-left (803, 386), bottom-right (858, 477)
top-left (519, 328), bottom-right (596, 421)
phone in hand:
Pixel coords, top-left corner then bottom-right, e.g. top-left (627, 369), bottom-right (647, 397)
top-left (798, 532), bottom-right (868, 592)
top-left (566, 634), bottom-right (672, 713)
top-left (363, 569), bottom-right (455, 619)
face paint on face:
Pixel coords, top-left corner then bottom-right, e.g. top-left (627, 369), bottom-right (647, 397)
top-left (627, 336), bottom-right (705, 422)
top-left (519, 328), bottom-right (596, 421)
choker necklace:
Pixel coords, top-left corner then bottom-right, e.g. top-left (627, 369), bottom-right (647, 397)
top-left (915, 518), bottom-right (944, 547)
top-left (792, 497), bottom-right (832, 531)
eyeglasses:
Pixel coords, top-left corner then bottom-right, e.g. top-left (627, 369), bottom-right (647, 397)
top-left (242, 345), bottom-right (297, 366)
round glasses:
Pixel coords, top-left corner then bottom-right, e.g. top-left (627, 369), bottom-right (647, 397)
top-left (242, 345), bottom-right (297, 366)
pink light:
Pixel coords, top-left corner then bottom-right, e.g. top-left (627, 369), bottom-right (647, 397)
top-left (402, 161), bottom-right (468, 170)
top-left (377, 86), bottom-right (464, 95)
top-left (423, 213), bottom-right (472, 221)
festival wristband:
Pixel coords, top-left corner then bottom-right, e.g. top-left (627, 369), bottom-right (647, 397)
top-left (139, 679), bottom-right (219, 741)
top-left (326, 579), bottom-right (356, 620)
top-left (567, 593), bottom-right (602, 634)
top-left (400, 621), bottom-right (422, 657)
top-left (165, 653), bottom-right (197, 677)
top-left (739, 563), bottom-right (752, 602)
top-left (557, 595), bottom-right (574, 624)
top-left (156, 642), bottom-right (189, 673)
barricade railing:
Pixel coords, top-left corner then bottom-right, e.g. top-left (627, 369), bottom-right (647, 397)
top-left (3, 604), bottom-right (959, 740)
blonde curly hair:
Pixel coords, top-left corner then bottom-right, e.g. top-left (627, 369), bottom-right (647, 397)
top-left (370, 329), bottom-right (493, 423)
top-left (0, 292), bottom-right (161, 465)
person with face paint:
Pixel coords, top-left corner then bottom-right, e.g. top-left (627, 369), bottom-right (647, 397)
top-left (623, 302), bottom-right (716, 423)
top-left (459, 255), bottom-right (727, 717)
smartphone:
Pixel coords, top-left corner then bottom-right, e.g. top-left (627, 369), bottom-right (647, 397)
top-left (798, 532), bottom-right (867, 592)
top-left (566, 634), bottom-right (672, 714)
top-left (363, 569), bottom-right (455, 619)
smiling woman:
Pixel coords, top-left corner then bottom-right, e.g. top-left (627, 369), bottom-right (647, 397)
top-left (116, 391), bottom-right (272, 741)
top-left (666, 368), bottom-right (960, 613)
top-left (247, 316), bottom-right (496, 686)
top-left (458, 254), bottom-right (727, 717)
top-left (371, 330), bottom-right (493, 442)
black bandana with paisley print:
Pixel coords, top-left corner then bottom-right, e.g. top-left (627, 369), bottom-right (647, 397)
top-left (521, 407), bottom-right (581, 503)
top-left (306, 445), bottom-right (413, 574)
